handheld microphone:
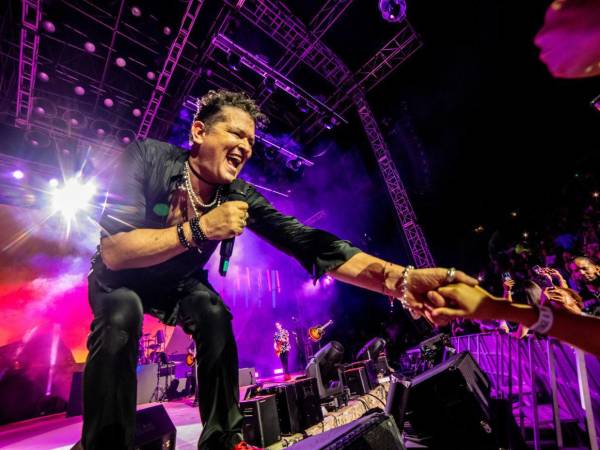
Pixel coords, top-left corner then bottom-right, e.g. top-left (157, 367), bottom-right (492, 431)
top-left (219, 179), bottom-right (247, 276)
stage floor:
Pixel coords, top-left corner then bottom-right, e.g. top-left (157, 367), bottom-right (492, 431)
top-left (0, 399), bottom-right (202, 450)
top-left (0, 373), bottom-right (390, 450)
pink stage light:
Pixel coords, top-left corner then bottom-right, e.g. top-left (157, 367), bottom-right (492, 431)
top-left (46, 324), bottom-right (61, 395)
top-left (12, 169), bottom-right (24, 179)
top-left (273, 368), bottom-right (283, 375)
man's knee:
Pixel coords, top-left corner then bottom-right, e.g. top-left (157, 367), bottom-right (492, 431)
top-left (180, 290), bottom-right (231, 335)
top-left (96, 289), bottom-right (143, 355)
top-left (105, 289), bottom-right (143, 332)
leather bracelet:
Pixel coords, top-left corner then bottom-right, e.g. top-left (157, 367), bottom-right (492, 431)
top-left (176, 223), bottom-right (193, 250)
top-left (189, 217), bottom-right (207, 247)
top-left (530, 305), bottom-right (554, 335)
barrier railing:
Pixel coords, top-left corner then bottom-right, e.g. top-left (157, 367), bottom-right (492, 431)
top-left (451, 333), bottom-right (599, 450)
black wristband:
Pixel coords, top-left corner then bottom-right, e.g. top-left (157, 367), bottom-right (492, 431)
top-left (176, 223), bottom-right (193, 250)
top-left (189, 217), bottom-right (208, 247)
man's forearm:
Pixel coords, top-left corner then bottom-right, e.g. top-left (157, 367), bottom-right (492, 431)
top-left (101, 222), bottom-right (195, 270)
top-left (329, 252), bottom-right (404, 295)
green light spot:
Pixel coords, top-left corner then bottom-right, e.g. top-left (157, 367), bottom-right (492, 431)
top-left (153, 203), bottom-right (169, 216)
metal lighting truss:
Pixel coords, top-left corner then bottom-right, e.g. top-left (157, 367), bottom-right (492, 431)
top-left (225, 0), bottom-right (353, 87)
top-left (353, 90), bottom-right (434, 267)
top-left (15, 0), bottom-right (41, 129)
top-left (212, 33), bottom-right (346, 125)
top-left (136, 0), bottom-right (204, 139)
top-left (232, 1), bottom-right (432, 266)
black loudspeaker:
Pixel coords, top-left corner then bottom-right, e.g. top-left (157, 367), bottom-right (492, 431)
top-left (389, 351), bottom-right (496, 449)
top-left (292, 377), bottom-right (323, 430)
top-left (134, 404), bottom-right (176, 450)
top-left (288, 412), bottom-right (405, 450)
top-left (343, 367), bottom-right (370, 396)
top-left (260, 383), bottom-right (301, 435)
top-left (240, 395), bottom-right (281, 447)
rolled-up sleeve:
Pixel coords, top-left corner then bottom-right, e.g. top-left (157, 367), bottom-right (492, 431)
top-left (99, 140), bottom-right (147, 237)
top-left (246, 185), bottom-right (361, 280)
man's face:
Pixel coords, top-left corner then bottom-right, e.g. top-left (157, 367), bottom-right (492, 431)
top-left (191, 106), bottom-right (255, 184)
top-left (569, 258), bottom-right (600, 283)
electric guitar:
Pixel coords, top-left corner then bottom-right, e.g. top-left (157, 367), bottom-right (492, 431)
top-left (308, 320), bottom-right (333, 342)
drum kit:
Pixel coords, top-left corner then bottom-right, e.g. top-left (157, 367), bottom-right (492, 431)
top-left (138, 330), bottom-right (169, 366)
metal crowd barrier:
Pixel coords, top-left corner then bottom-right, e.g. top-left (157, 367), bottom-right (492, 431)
top-left (451, 333), bottom-right (600, 450)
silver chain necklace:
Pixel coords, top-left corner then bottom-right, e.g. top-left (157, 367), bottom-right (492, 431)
top-left (184, 163), bottom-right (222, 212)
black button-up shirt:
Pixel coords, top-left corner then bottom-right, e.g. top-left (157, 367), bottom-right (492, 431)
top-left (91, 139), bottom-right (360, 323)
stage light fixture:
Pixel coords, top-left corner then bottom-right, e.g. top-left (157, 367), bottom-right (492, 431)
top-left (132, 108), bottom-right (142, 117)
top-left (286, 158), bottom-right (302, 171)
top-left (379, 0), bottom-right (407, 22)
top-left (52, 177), bottom-right (97, 220)
top-left (322, 115), bottom-right (338, 130)
top-left (131, 6), bottom-right (142, 17)
top-left (115, 57), bottom-right (126, 68)
top-left (38, 72), bottom-right (49, 82)
top-left (227, 53), bottom-right (242, 72)
top-left (163, 26), bottom-right (172, 36)
top-left (146, 71), bottom-right (156, 81)
top-left (74, 86), bottom-right (85, 96)
top-left (262, 77), bottom-right (276, 95)
top-left (296, 98), bottom-right (311, 114)
top-left (12, 170), bottom-right (24, 180)
top-left (84, 42), bottom-right (96, 53)
top-left (49, 178), bottom-right (59, 188)
top-left (103, 98), bottom-right (114, 108)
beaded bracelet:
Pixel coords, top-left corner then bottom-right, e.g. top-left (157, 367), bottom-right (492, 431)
top-left (189, 217), bottom-right (208, 247)
top-left (398, 265), bottom-right (415, 310)
top-left (176, 223), bottom-right (193, 250)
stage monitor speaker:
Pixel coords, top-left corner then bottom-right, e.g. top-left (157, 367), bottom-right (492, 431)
top-left (240, 394), bottom-right (281, 447)
top-left (387, 351), bottom-right (496, 449)
top-left (288, 411), bottom-right (405, 450)
top-left (292, 377), bottom-right (323, 430)
top-left (239, 367), bottom-right (256, 387)
top-left (260, 383), bottom-right (301, 435)
top-left (134, 404), bottom-right (176, 450)
top-left (343, 367), bottom-right (370, 396)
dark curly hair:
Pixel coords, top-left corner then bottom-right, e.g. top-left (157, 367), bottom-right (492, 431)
top-left (192, 89), bottom-right (268, 129)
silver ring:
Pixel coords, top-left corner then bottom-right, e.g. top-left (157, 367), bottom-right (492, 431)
top-left (446, 267), bottom-right (456, 284)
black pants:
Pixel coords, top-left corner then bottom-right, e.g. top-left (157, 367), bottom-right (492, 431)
top-left (82, 275), bottom-right (243, 450)
top-left (279, 350), bottom-right (289, 375)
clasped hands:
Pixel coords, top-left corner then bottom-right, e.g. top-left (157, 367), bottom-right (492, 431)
top-left (385, 267), bottom-right (499, 325)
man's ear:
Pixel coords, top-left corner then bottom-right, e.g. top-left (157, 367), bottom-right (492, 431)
top-left (190, 120), bottom-right (206, 145)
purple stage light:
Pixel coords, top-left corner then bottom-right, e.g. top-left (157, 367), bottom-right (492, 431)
top-left (38, 72), bottom-right (49, 82)
top-left (115, 57), bottom-right (127, 68)
top-left (103, 98), bottom-right (114, 108)
top-left (146, 71), bottom-right (156, 81)
top-left (12, 170), bottom-right (24, 180)
top-left (43, 20), bottom-right (56, 33)
top-left (273, 368), bottom-right (283, 375)
top-left (69, 118), bottom-right (79, 126)
top-left (132, 108), bottom-right (142, 117)
top-left (131, 6), bottom-right (142, 17)
top-left (31, 140), bottom-right (39, 147)
top-left (34, 106), bottom-right (46, 115)
top-left (96, 128), bottom-right (105, 136)
top-left (74, 86), bottom-right (85, 96)
top-left (163, 26), bottom-right (172, 36)
top-left (83, 42), bottom-right (96, 53)
top-left (122, 136), bottom-right (131, 144)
